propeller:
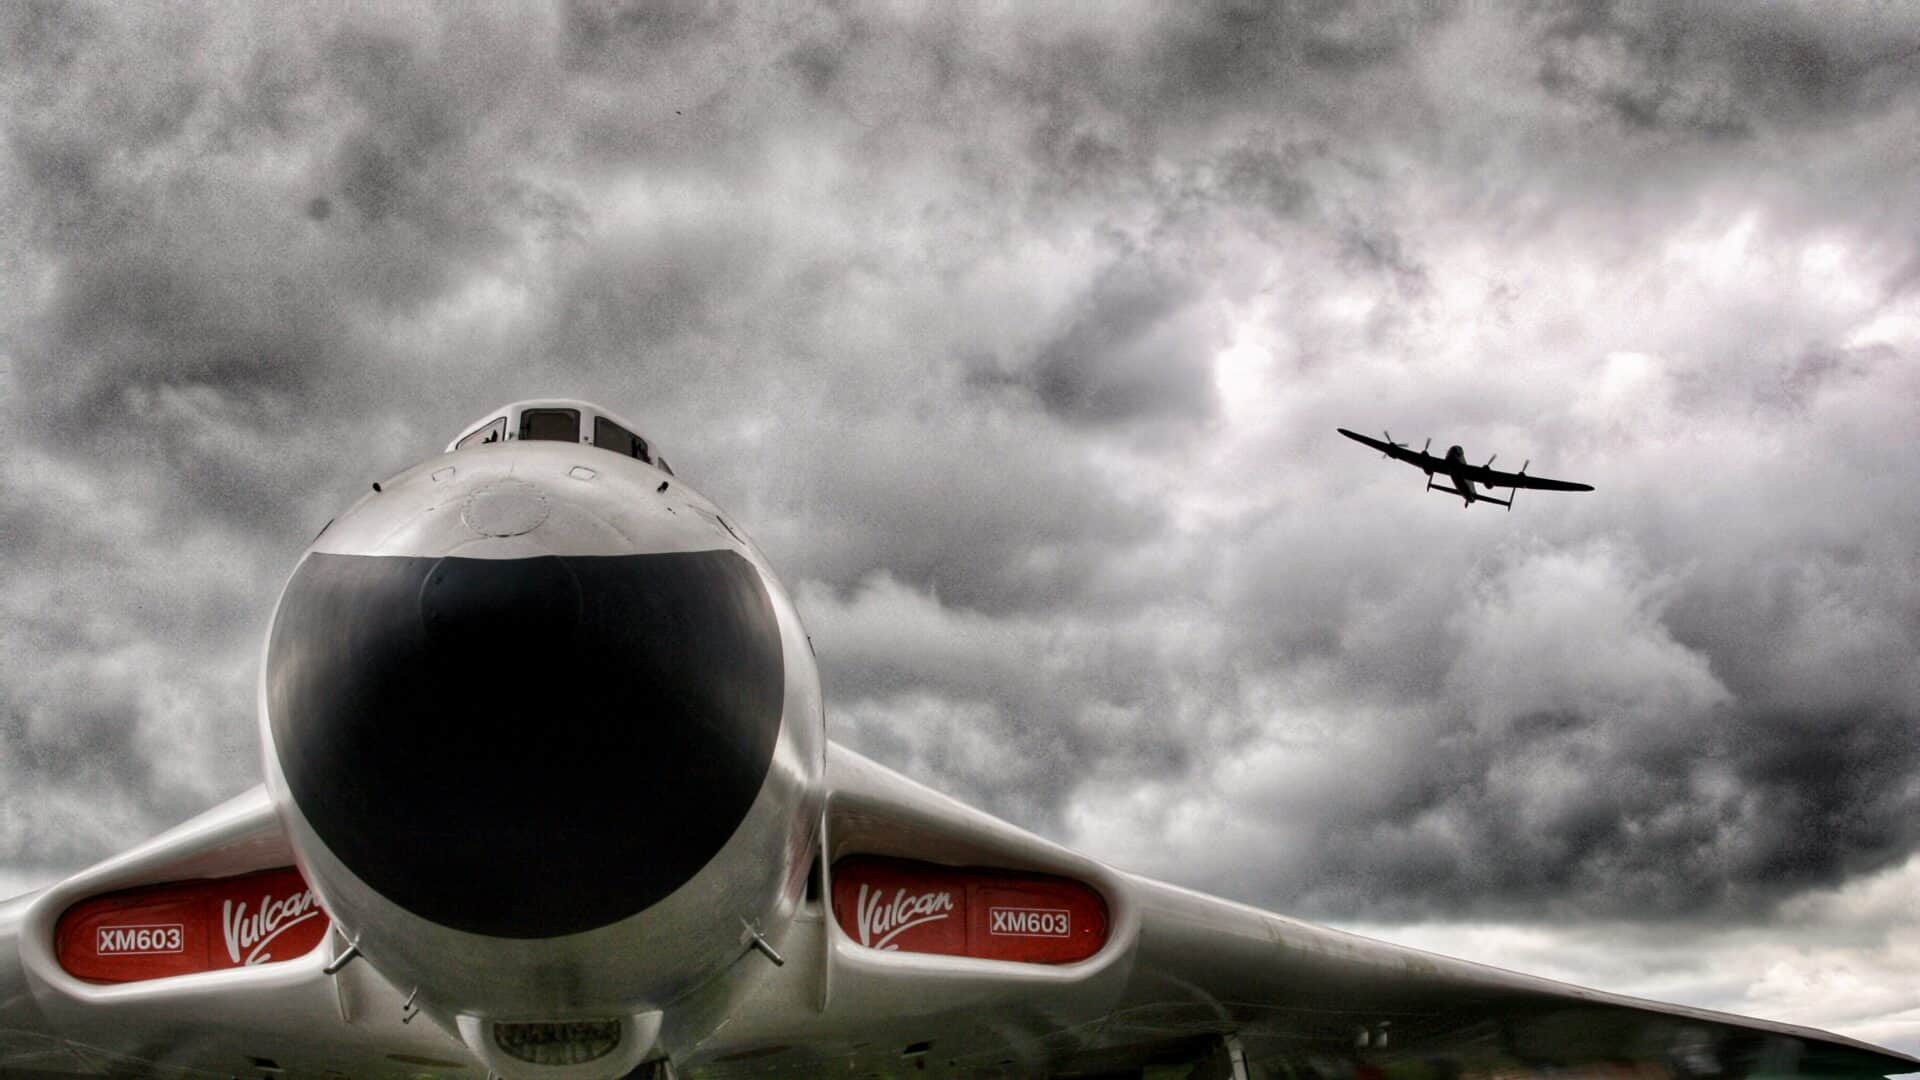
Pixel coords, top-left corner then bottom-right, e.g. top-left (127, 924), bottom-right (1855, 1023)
top-left (1483, 454), bottom-right (1497, 471)
top-left (1421, 437), bottom-right (1431, 456)
top-left (1380, 429), bottom-right (1406, 458)
top-left (1508, 460), bottom-right (1529, 514)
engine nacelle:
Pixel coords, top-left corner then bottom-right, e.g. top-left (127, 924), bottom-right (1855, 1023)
top-left (258, 420), bottom-right (823, 1074)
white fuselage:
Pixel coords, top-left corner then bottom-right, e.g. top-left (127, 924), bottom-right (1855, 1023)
top-left (258, 434), bottom-right (825, 1075)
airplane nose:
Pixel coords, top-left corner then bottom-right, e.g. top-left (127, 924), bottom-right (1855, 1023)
top-left (264, 496), bottom-right (786, 939)
top-left (421, 548), bottom-right (582, 651)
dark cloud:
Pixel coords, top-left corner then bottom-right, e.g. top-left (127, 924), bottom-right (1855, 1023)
top-left (1533, 0), bottom-right (1920, 138)
top-left (752, 405), bottom-right (1174, 618)
top-left (0, 1), bottom-right (100, 73)
top-left (1233, 700), bottom-right (1920, 924)
top-left (2, 5), bottom-right (1918, 1007)
top-left (1146, 1), bottom-right (1435, 106)
top-left (1027, 255), bottom-right (1223, 426)
top-left (547, 217), bottom-right (768, 362)
top-left (559, 0), bottom-right (733, 67)
top-left (1080, 487), bottom-right (1920, 922)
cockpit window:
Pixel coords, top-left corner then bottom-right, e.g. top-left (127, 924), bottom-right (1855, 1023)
top-left (592, 416), bottom-right (652, 463)
top-left (456, 417), bottom-right (506, 450)
top-left (520, 408), bottom-right (580, 443)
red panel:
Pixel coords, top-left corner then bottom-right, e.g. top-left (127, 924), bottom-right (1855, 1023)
top-left (831, 856), bottom-right (1108, 964)
top-left (56, 867), bottom-right (329, 983)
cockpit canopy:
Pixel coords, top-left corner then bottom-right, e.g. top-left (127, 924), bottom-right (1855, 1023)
top-left (447, 400), bottom-right (673, 475)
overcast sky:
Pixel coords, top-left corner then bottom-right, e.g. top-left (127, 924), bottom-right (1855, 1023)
top-left (4, 0), bottom-right (1919, 1056)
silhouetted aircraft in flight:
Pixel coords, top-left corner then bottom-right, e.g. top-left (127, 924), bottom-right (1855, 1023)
top-left (1339, 427), bottom-right (1594, 509)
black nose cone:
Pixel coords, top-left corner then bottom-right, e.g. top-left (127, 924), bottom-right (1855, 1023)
top-left (267, 549), bottom-right (785, 939)
top-left (422, 552), bottom-right (582, 649)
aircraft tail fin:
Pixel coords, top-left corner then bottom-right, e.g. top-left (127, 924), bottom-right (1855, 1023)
top-left (1429, 484), bottom-right (1512, 508)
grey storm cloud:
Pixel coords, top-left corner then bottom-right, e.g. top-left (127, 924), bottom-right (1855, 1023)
top-left (1026, 255), bottom-right (1225, 427)
top-left (3, 0), bottom-right (1920, 964)
top-left (1534, 0), bottom-right (1920, 138)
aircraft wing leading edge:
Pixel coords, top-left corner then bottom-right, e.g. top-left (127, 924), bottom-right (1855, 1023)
top-left (1337, 427), bottom-right (1443, 472)
top-left (697, 746), bottom-right (1916, 1077)
top-left (1457, 463), bottom-right (1596, 492)
top-left (3, 747), bottom-right (1913, 1078)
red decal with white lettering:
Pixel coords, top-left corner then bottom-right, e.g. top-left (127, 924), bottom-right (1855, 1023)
top-left (55, 867), bottom-right (329, 983)
top-left (831, 856), bottom-right (1108, 964)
